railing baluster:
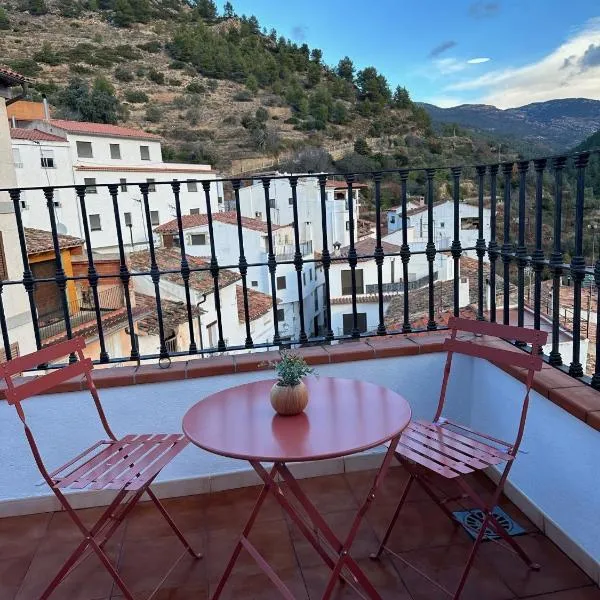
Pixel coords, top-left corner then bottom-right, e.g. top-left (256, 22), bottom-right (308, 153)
top-left (171, 181), bottom-right (197, 354)
top-left (140, 183), bottom-right (168, 360)
top-left (44, 187), bottom-right (76, 363)
top-left (10, 189), bottom-right (42, 351)
top-left (345, 174), bottom-right (359, 338)
top-left (516, 160), bottom-right (530, 341)
top-left (0, 282), bottom-right (10, 360)
top-left (451, 167), bottom-right (462, 318)
top-left (400, 170), bottom-right (411, 333)
top-left (109, 184), bottom-right (139, 361)
top-left (233, 179), bottom-right (253, 348)
top-left (476, 165), bottom-right (487, 320)
top-left (488, 165), bottom-right (499, 322)
top-left (76, 185), bottom-right (108, 363)
top-left (532, 159), bottom-right (547, 339)
top-left (592, 255), bottom-right (600, 388)
top-left (568, 152), bottom-right (589, 377)
top-left (318, 175), bottom-right (334, 341)
top-left (501, 162), bottom-right (514, 325)
top-left (373, 172), bottom-right (386, 335)
top-left (425, 168), bottom-right (437, 330)
top-left (202, 180), bottom-right (226, 351)
top-left (261, 178), bottom-right (281, 345)
top-left (548, 157), bottom-right (566, 366)
top-left (289, 176), bottom-right (308, 343)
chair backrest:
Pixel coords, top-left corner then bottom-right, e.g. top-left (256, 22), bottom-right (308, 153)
top-left (434, 317), bottom-right (548, 455)
top-left (0, 337), bottom-right (115, 438)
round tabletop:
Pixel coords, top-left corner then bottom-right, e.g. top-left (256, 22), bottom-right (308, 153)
top-left (182, 377), bottom-right (412, 463)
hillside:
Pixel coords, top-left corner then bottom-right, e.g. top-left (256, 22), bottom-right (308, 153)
top-left (0, 0), bottom-right (516, 173)
top-left (420, 99), bottom-right (600, 154)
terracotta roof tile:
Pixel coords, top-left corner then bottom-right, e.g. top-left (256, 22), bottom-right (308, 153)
top-left (128, 248), bottom-right (240, 295)
top-left (10, 128), bottom-right (67, 142)
top-left (24, 228), bottom-right (83, 255)
top-left (0, 65), bottom-right (31, 85)
top-left (155, 211), bottom-right (285, 234)
top-left (335, 237), bottom-right (400, 262)
top-left (49, 119), bottom-right (161, 140)
top-left (325, 180), bottom-right (369, 189)
top-left (405, 199), bottom-right (449, 217)
top-left (236, 286), bottom-right (276, 322)
top-left (135, 292), bottom-right (205, 338)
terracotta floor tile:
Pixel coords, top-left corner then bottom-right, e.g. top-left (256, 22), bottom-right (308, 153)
top-left (46, 506), bottom-right (127, 545)
top-left (286, 474), bottom-right (357, 514)
top-left (393, 543), bottom-right (515, 600)
top-left (15, 538), bottom-right (120, 600)
top-left (302, 557), bottom-right (412, 599)
top-left (344, 467), bottom-right (429, 505)
top-left (478, 532), bottom-right (594, 598)
top-left (367, 497), bottom-right (470, 552)
top-left (289, 509), bottom-right (380, 569)
top-left (124, 495), bottom-right (206, 540)
top-left (523, 586), bottom-right (600, 599)
top-left (206, 518), bottom-right (297, 584)
top-left (208, 567), bottom-right (309, 600)
top-left (0, 555), bottom-right (35, 600)
top-left (0, 512), bottom-right (51, 560)
top-left (112, 532), bottom-right (205, 596)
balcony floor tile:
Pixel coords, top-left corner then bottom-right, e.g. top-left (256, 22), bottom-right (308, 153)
top-left (3, 469), bottom-right (597, 600)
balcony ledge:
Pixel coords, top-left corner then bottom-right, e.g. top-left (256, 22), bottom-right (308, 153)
top-left (2, 332), bottom-right (599, 432)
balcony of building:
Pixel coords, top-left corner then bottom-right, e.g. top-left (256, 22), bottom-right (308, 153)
top-left (1, 155), bottom-right (600, 598)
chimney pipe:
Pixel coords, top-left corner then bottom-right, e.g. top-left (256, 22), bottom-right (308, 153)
top-left (11, 116), bottom-right (16, 128)
top-left (42, 95), bottom-right (50, 121)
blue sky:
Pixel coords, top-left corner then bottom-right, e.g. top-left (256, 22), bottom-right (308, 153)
top-left (230, 1), bottom-right (600, 108)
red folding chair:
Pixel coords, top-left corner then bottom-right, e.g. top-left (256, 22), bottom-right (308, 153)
top-left (371, 317), bottom-right (548, 599)
top-left (0, 337), bottom-right (201, 600)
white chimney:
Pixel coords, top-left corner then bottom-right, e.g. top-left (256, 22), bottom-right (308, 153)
top-left (42, 96), bottom-right (50, 121)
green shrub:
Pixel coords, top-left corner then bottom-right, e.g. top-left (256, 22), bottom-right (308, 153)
top-left (206, 79), bottom-right (218, 92)
top-left (145, 105), bottom-right (163, 122)
top-left (8, 58), bottom-right (41, 77)
top-left (186, 80), bottom-right (204, 94)
top-left (169, 60), bottom-right (186, 70)
top-left (222, 115), bottom-right (237, 125)
top-left (255, 107), bottom-right (268, 122)
top-left (284, 116), bottom-right (299, 125)
top-left (233, 90), bottom-right (253, 102)
top-left (26, 0), bottom-right (48, 16)
top-left (185, 107), bottom-right (201, 126)
top-left (148, 68), bottom-right (165, 84)
top-left (169, 78), bottom-right (182, 87)
top-left (114, 66), bottom-right (134, 82)
top-left (33, 43), bottom-right (63, 66)
top-left (137, 40), bottom-right (162, 53)
top-left (124, 89), bottom-right (149, 103)
top-left (0, 7), bottom-right (10, 29)
top-left (69, 64), bottom-right (93, 75)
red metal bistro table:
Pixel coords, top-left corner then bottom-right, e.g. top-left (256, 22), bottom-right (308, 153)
top-left (182, 376), bottom-right (411, 600)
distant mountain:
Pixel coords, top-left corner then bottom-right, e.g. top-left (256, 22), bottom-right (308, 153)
top-left (419, 99), bottom-right (600, 154)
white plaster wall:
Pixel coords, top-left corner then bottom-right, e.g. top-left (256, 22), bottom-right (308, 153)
top-left (330, 301), bottom-right (390, 336)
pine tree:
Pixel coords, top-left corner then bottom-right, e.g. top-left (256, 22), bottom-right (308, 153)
top-left (112, 0), bottom-right (134, 27)
top-left (223, 1), bottom-right (234, 18)
top-left (0, 7), bottom-right (10, 29)
top-left (336, 56), bottom-right (354, 82)
top-left (393, 85), bottom-right (412, 109)
top-left (27, 0), bottom-right (48, 16)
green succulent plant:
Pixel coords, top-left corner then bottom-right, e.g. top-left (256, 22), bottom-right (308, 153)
top-left (273, 352), bottom-right (314, 387)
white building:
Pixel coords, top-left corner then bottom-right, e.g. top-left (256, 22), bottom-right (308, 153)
top-left (235, 175), bottom-right (364, 252)
top-left (386, 199), bottom-right (491, 259)
top-left (154, 212), bottom-right (321, 340)
top-left (12, 116), bottom-right (223, 253)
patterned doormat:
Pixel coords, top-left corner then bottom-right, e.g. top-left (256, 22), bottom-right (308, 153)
top-left (452, 506), bottom-right (526, 541)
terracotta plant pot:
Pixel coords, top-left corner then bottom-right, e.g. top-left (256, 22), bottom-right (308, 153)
top-left (270, 380), bottom-right (309, 416)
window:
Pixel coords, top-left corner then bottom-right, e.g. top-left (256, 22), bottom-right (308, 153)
top-left (461, 217), bottom-right (479, 230)
top-left (277, 275), bottom-right (286, 290)
top-left (77, 141), bottom-right (93, 158)
top-left (53, 200), bottom-right (61, 208)
top-left (89, 214), bottom-right (102, 231)
top-left (150, 210), bottom-right (159, 226)
top-left (390, 215), bottom-right (396, 224)
top-left (146, 178), bottom-right (156, 192)
top-left (187, 180), bottom-right (198, 192)
top-left (277, 308), bottom-right (285, 322)
top-left (12, 148), bottom-right (22, 168)
top-left (124, 212), bottom-right (132, 227)
top-left (255, 211), bottom-right (262, 219)
top-left (20, 199), bottom-right (28, 210)
top-left (342, 313), bottom-right (367, 335)
top-left (218, 196), bottom-right (223, 204)
top-left (190, 233), bottom-right (207, 245)
top-left (269, 198), bottom-right (276, 209)
top-left (40, 149), bottom-right (55, 168)
top-left (140, 145), bottom-right (150, 161)
top-left (341, 269), bottom-right (364, 296)
top-left (345, 221), bottom-right (350, 231)
top-left (84, 178), bottom-right (97, 194)
top-left (110, 144), bottom-right (121, 159)
top-left (190, 208), bottom-right (200, 215)
top-left (251, 280), bottom-right (258, 287)
top-left (120, 178), bottom-right (127, 192)
top-left (288, 197), bottom-right (293, 205)
top-left (440, 222), bottom-right (445, 228)
top-left (207, 321), bottom-right (218, 348)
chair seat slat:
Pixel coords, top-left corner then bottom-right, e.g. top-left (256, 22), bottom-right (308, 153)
top-left (416, 421), bottom-right (513, 461)
top-left (396, 446), bottom-right (461, 478)
top-left (402, 425), bottom-right (491, 469)
top-left (398, 435), bottom-right (473, 475)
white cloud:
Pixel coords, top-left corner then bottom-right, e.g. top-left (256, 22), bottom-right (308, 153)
top-left (446, 18), bottom-right (600, 108)
top-left (467, 57), bottom-right (491, 64)
top-left (434, 57), bottom-right (467, 75)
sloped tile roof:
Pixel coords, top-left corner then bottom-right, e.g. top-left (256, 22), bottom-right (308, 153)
top-left (135, 292), bottom-right (205, 337)
top-left (236, 286), bottom-right (276, 323)
top-left (128, 248), bottom-right (240, 295)
top-left (335, 237), bottom-right (400, 262)
top-left (10, 128), bottom-right (67, 142)
top-left (24, 228), bottom-right (83, 255)
top-left (50, 119), bottom-right (161, 140)
top-left (155, 211), bottom-right (286, 234)
top-left (0, 65), bottom-right (31, 85)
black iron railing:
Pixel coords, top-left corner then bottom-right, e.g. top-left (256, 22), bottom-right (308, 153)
top-left (1, 151), bottom-right (600, 389)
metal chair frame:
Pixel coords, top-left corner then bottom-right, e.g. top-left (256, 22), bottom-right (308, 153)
top-left (371, 317), bottom-right (548, 599)
top-left (0, 337), bottom-right (201, 600)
